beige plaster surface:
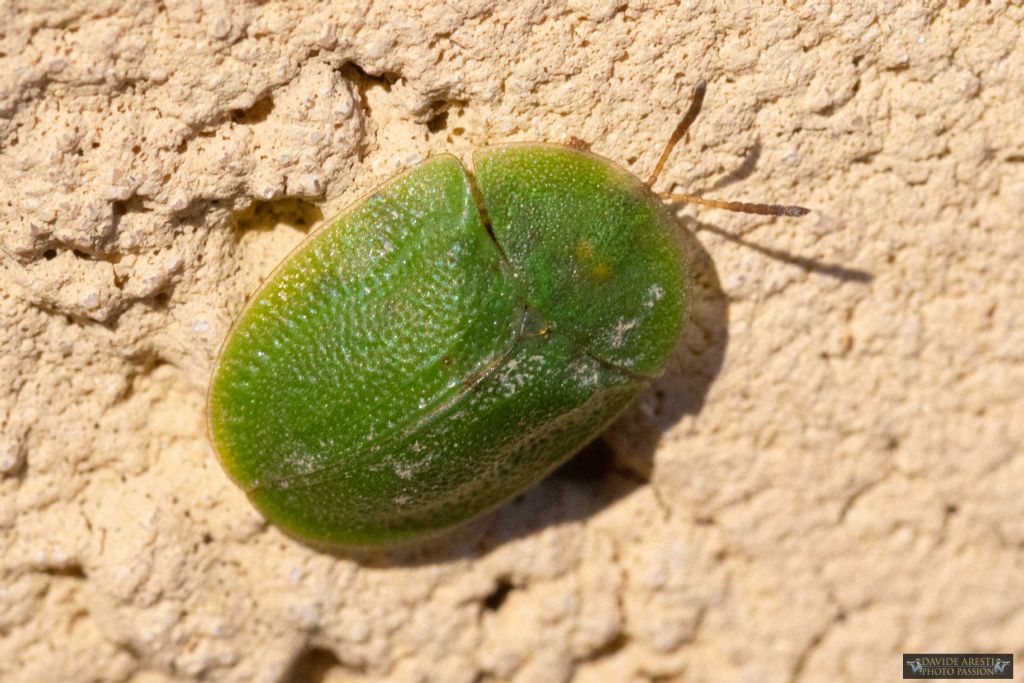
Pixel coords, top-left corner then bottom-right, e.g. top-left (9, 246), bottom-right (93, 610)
top-left (1, 1), bottom-right (1023, 681)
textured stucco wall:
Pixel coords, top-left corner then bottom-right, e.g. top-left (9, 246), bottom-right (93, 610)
top-left (1, 2), bottom-right (1022, 682)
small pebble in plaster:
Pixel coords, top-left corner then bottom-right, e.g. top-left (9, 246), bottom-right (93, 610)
top-left (259, 184), bottom-right (282, 200)
top-left (209, 17), bottom-right (231, 39)
top-left (294, 175), bottom-right (323, 195)
top-left (0, 438), bottom-right (26, 475)
top-left (211, 622), bottom-right (233, 638)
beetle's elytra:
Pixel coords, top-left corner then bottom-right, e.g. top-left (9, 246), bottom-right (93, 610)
top-left (208, 83), bottom-right (807, 547)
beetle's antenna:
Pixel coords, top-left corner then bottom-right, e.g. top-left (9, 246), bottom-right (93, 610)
top-left (661, 193), bottom-right (810, 217)
top-left (647, 80), bottom-right (706, 188)
top-left (648, 80), bottom-right (810, 218)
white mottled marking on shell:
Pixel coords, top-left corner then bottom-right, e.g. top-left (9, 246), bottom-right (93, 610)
top-left (610, 317), bottom-right (638, 349)
top-left (569, 360), bottom-right (601, 388)
top-left (645, 283), bottom-right (665, 309)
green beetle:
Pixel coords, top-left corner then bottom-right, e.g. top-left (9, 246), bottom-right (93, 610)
top-left (208, 83), bottom-right (807, 547)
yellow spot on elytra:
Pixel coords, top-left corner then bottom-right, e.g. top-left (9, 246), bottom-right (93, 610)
top-left (575, 239), bottom-right (612, 283)
top-left (575, 239), bottom-right (595, 261)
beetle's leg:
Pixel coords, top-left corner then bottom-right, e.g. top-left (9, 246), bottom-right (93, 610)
top-left (661, 193), bottom-right (810, 217)
top-left (566, 136), bottom-right (590, 151)
top-left (647, 80), bottom-right (707, 188)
